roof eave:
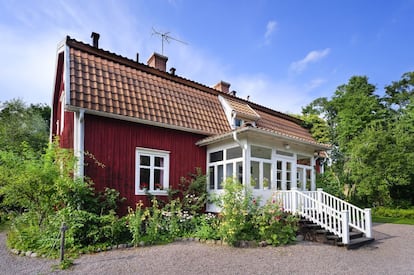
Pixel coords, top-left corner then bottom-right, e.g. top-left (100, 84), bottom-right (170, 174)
top-left (65, 105), bottom-right (217, 137)
top-left (196, 126), bottom-right (331, 150)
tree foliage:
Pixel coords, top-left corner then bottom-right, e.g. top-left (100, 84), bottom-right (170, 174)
top-left (304, 73), bottom-right (414, 207)
top-left (0, 99), bottom-right (50, 154)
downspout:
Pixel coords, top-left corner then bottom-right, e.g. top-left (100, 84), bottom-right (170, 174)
top-left (77, 109), bottom-right (85, 179)
top-left (232, 109), bottom-right (249, 187)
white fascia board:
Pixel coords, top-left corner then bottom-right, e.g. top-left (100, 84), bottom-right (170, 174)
top-left (218, 95), bottom-right (234, 129)
top-left (65, 106), bottom-right (215, 137)
top-left (64, 44), bottom-right (71, 108)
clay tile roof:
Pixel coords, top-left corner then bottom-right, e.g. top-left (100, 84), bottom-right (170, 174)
top-left (64, 36), bottom-right (323, 146)
top-left (254, 108), bottom-right (315, 143)
top-left (67, 39), bottom-right (230, 135)
top-left (225, 97), bottom-right (260, 120)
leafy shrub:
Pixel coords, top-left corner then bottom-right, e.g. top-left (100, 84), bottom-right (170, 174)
top-left (194, 213), bottom-right (220, 240)
top-left (218, 178), bottom-right (259, 245)
top-left (3, 142), bottom-right (129, 256)
top-left (373, 207), bottom-right (414, 219)
top-left (217, 178), bottom-right (298, 246)
top-left (254, 199), bottom-right (298, 245)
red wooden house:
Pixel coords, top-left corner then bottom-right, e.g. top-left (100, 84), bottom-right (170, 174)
top-left (51, 33), bottom-right (330, 213)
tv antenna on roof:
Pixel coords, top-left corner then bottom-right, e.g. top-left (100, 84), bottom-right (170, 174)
top-left (152, 27), bottom-right (188, 55)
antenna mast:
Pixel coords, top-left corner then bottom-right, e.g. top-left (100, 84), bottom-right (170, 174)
top-left (152, 27), bottom-right (188, 55)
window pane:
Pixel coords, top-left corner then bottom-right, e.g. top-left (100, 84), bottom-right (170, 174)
top-left (209, 166), bottom-right (215, 189)
top-left (235, 118), bottom-right (243, 127)
top-left (140, 168), bottom-right (150, 189)
top-left (154, 156), bottom-right (164, 167)
top-left (210, 151), bottom-right (223, 162)
top-left (276, 160), bottom-right (282, 190)
top-left (263, 162), bottom-right (271, 189)
top-left (251, 145), bottom-right (271, 159)
top-left (251, 161), bottom-right (260, 189)
top-left (276, 150), bottom-right (294, 157)
top-left (227, 147), bottom-right (242, 160)
top-left (306, 169), bottom-right (311, 190)
top-left (217, 165), bottom-right (224, 189)
top-left (226, 163), bottom-right (233, 179)
top-left (277, 160), bottom-right (282, 170)
top-left (140, 155), bottom-right (150, 166)
top-left (154, 169), bottom-right (163, 190)
top-left (236, 161), bottom-right (243, 184)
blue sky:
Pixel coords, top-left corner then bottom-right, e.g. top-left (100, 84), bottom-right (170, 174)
top-left (1, 0), bottom-right (413, 114)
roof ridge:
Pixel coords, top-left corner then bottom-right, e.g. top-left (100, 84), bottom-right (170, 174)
top-left (66, 36), bottom-right (225, 97)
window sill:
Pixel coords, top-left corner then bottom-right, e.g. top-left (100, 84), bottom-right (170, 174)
top-left (136, 190), bottom-right (168, 196)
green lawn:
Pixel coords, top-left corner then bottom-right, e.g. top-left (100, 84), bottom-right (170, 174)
top-left (373, 216), bottom-right (414, 225)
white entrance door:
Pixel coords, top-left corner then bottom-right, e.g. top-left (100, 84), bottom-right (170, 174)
top-left (275, 159), bottom-right (294, 190)
top-left (297, 165), bottom-right (312, 191)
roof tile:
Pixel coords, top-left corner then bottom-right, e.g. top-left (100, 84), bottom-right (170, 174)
top-left (66, 38), bottom-right (320, 144)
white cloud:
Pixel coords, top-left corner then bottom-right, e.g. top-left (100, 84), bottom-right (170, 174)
top-left (229, 74), bottom-right (317, 114)
top-left (264, 20), bottom-right (278, 45)
top-left (306, 78), bottom-right (327, 90)
top-left (0, 2), bottom-right (317, 115)
top-left (290, 48), bottom-right (331, 73)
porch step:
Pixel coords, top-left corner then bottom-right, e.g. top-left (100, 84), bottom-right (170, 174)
top-left (340, 237), bottom-right (375, 250)
top-left (298, 218), bottom-right (374, 249)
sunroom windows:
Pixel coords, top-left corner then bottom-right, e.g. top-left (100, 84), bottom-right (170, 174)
top-left (207, 144), bottom-right (315, 192)
top-left (208, 146), bottom-right (243, 190)
top-left (135, 148), bottom-right (169, 195)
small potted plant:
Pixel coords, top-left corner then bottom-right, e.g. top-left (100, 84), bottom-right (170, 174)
top-left (140, 182), bottom-right (149, 190)
top-left (263, 178), bottom-right (269, 190)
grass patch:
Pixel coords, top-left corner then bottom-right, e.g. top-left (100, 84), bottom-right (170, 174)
top-left (373, 216), bottom-right (414, 225)
top-left (372, 207), bottom-right (414, 225)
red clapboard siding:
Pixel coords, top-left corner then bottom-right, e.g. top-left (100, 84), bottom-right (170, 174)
top-left (83, 114), bottom-right (207, 213)
top-left (60, 112), bottom-right (74, 149)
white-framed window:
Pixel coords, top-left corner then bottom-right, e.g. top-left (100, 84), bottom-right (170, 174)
top-left (250, 145), bottom-right (272, 190)
top-left (208, 146), bottom-right (243, 190)
top-left (135, 147), bottom-right (170, 195)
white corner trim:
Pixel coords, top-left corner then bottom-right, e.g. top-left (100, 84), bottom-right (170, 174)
top-left (218, 95), bottom-right (234, 129)
top-left (65, 44), bottom-right (71, 107)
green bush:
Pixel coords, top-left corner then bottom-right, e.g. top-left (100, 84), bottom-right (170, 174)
top-left (373, 207), bottom-right (414, 219)
top-left (217, 178), bottom-right (298, 246)
top-left (194, 213), bottom-right (220, 240)
top-left (3, 142), bottom-right (129, 256)
top-left (254, 199), bottom-right (298, 245)
top-left (218, 178), bottom-right (259, 244)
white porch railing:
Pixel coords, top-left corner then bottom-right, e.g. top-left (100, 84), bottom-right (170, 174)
top-left (274, 188), bottom-right (372, 245)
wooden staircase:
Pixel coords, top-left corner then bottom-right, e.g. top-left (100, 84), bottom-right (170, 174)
top-left (275, 188), bottom-right (374, 248)
top-left (299, 218), bottom-right (375, 249)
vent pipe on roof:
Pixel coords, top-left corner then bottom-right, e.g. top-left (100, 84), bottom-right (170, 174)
top-left (214, 81), bottom-right (230, 94)
top-left (91, 32), bottom-right (100, 48)
top-left (147, 52), bottom-right (168, 71)
top-left (136, 53), bottom-right (139, 63)
top-left (170, 67), bottom-right (176, 75)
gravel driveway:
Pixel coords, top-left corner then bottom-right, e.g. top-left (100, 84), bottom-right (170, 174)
top-left (1, 223), bottom-right (413, 275)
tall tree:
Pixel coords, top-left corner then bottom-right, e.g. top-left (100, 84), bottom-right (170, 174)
top-left (0, 99), bottom-right (50, 153)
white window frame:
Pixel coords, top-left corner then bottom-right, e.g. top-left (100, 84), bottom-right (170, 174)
top-left (208, 146), bottom-right (243, 190)
top-left (135, 147), bottom-right (170, 195)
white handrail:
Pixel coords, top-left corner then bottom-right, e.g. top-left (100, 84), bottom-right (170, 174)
top-left (275, 188), bottom-right (372, 243)
top-left (317, 189), bottom-right (372, 238)
top-left (274, 189), bottom-right (350, 244)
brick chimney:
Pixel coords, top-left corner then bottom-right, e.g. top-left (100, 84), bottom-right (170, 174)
top-left (214, 81), bottom-right (231, 93)
top-left (147, 53), bottom-right (168, 71)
